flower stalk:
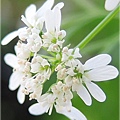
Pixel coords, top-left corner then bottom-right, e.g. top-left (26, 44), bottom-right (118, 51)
top-left (75, 5), bottom-right (120, 50)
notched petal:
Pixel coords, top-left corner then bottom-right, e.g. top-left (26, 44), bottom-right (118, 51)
top-left (84, 54), bottom-right (111, 70)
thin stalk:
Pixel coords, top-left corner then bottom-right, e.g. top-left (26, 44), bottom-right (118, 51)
top-left (75, 5), bottom-right (120, 49)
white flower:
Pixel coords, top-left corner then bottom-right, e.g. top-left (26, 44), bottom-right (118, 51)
top-left (72, 78), bottom-right (92, 106)
top-left (18, 27), bottom-right (29, 41)
top-left (63, 54), bottom-right (118, 106)
top-left (30, 55), bottom-right (51, 83)
top-left (2, 0), bottom-right (119, 119)
top-left (22, 75), bottom-right (43, 100)
top-left (62, 47), bottom-right (82, 67)
top-left (57, 68), bottom-right (67, 80)
top-left (47, 39), bottom-right (65, 52)
top-left (105, 0), bottom-right (120, 11)
top-left (29, 82), bottom-right (76, 119)
top-left (42, 2), bottom-right (66, 51)
top-left (30, 55), bottom-right (50, 73)
top-left (81, 54), bottom-right (118, 104)
top-left (15, 42), bottom-right (31, 59)
top-left (1, 0), bottom-right (54, 45)
top-left (29, 93), bottom-right (55, 115)
top-left (1, 30), bottom-right (18, 45)
top-left (51, 81), bottom-right (73, 107)
top-left (4, 53), bottom-right (26, 104)
top-left (67, 68), bottom-right (76, 76)
top-left (44, 2), bottom-right (64, 33)
top-left (21, 0), bottom-right (54, 28)
top-left (27, 30), bottom-right (42, 53)
top-left (55, 106), bottom-right (87, 120)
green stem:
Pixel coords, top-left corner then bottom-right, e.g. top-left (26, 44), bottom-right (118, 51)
top-left (40, 54), bottom-right (54, 59)
top-left (75, 5), bottom-right (120, 49)
top-left (42, 47), bottom-right (56, 56)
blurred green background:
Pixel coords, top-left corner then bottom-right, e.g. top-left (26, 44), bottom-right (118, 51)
top-left (1, 0), bottom-right (119, 120)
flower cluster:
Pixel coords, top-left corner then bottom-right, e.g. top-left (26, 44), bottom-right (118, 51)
top-left (2, 0), bottom-right (119, 120)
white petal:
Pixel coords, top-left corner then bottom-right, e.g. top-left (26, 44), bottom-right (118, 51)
top-left (60, 30), bottom-right (66, 38)
top-left (14, 45), bottom-right (18, 54)
top-left (86, 65), bottom-right (119, 81)
top-left (85, 82), bottom-right (106, 102)
top-left (56, 106), bottom-right (87, 120)
top-left (45, 10), bottom-right (54, 32)
top-left (29, 103), bottom-right (49, 115)
top-left (53, 2), bottom-right (64, 10)
top-left (17, 86), bottom-right (25, 104)
top-left (25, 4), bottom-right (36, 21)
top-left (54, 7), bottom-right (61, 31)
top-left (73, 48), bottom-right (82, 58)
top-left (41, 59), bottom-right (50, 67)
top-left (36, 0), bottom-right (54, 18)
top-left (84, 54), bottom-right (111, 70)
top-left (21, 15), bottom-right (32, 27)
top-left (105, 0), bottom-right (120, 11)
top-left (4, 53), bottom-right (18, 68)
top-left (9, 72), bottom-right (23, 91)
top-left (67, 68), bottom-right (75, 76)
top-left (1, 31), bottom-right (18, 45)
top-left (77, 84), bottom-right (92, 106)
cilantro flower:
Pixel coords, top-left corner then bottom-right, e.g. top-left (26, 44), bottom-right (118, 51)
top-left (1, 0), bottom-right (54, 45)
top-left (4, 53), bottom-right (26, 104)
top-left (2, 0), bottom-right (119, 120)
top-left (64, 54), bottom-right (118, 106)
top-left (29, 82), bottom-right (87, 120)
top-left (82, 54), bottom-right (118, 103)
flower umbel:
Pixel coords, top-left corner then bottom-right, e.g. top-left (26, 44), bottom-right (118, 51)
top-left (2, 0), bottom-right (119, 120)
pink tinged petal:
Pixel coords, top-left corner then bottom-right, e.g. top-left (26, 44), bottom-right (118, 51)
top-left (84, 54), bottom-right (111, 70)
top-left (105, 0), bottom-right (120, 11)
top-left (36, 0), bottom-right (54, 18)
top-left (1, 31), bottom-right (18, 45)
top-left (29, 103), bottom-right (49, 115)
top-left (9, 72), bottom-right (23, 91)
top-left (86, 65), bottom-right (119, 81)
top-left (56, 106), bottom-right (87, 120)
top-left (17, 86), bottom-right (25, 104)
top-left (45, 10), bottom-right (54, 32)
top-left (85, 82), bottom-right (106, 102)
top-left (77, 84), bottom-right (92, 106)
top-left (25, 4), bottom-right (36, 21)
top-left (4, 53), bottom-right (18, 68)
